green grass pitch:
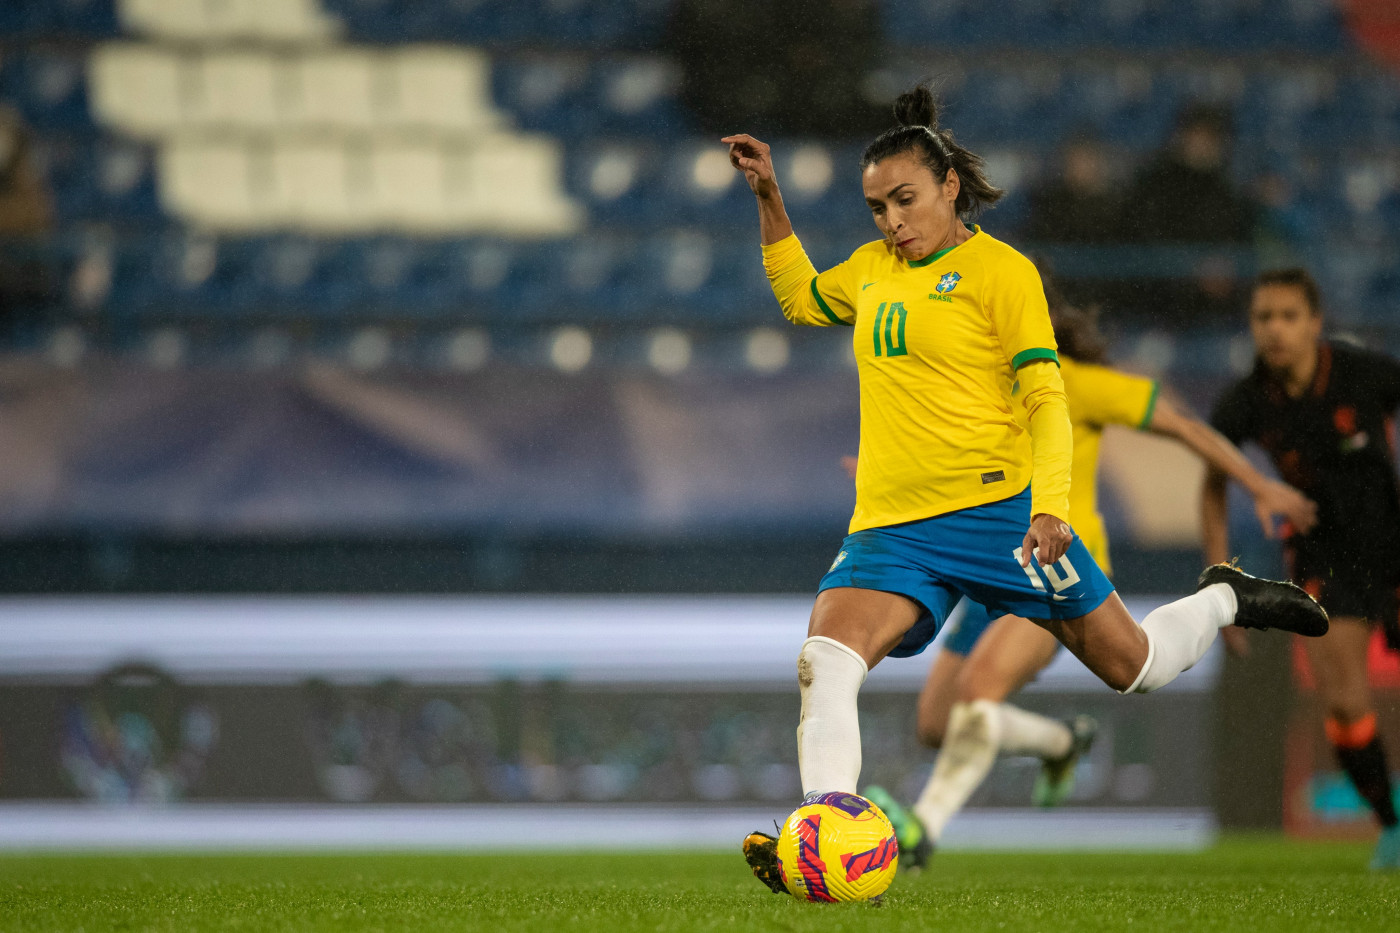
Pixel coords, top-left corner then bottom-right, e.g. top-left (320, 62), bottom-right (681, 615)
top-left (1, 837), bottom-right (1397, 932)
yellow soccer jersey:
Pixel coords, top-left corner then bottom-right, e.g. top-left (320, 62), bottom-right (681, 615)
top-left (1060, 357), bottom-right (1159, 575)
top-left (763, 228), bottom-right (1069, 533)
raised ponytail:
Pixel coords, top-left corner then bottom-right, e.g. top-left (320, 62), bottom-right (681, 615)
top-left (862, 83), bottom-right (1004, 219)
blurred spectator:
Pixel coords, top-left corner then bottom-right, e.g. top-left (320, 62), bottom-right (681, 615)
top-left (1117, 103), bottom-right (1257, 326)
top-left (1120, 103), bottom-right (1254, 244)
top-left (1023, 133), bottom-right (1122, 243)
top-left (0, 104), bottom-right (55, 329)
top-left (1252, 165), bottom-right (1320, 268)
top-left (665, 0), bottom-right (885, 138)
top-left (0, 105), bottom-right (53, 237)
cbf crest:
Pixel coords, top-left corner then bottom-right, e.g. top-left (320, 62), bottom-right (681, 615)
top-left (935, 271), bottom-right (962, 294)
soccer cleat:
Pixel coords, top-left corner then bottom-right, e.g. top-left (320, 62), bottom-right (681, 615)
top-left (1197, 562), bottom-right (1329, 637)
top-left (742, 830), bottom-right (788, 894)
top-left (862, 784), bottom-right (933, 872)
top-left (1033, 715), bottom-right (1097, 808)
top-left (1370, 825), bottom-right (1400, 871)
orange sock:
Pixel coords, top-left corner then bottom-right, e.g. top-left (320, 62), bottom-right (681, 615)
top-left (1325, 711), bottom-right (1378, 749)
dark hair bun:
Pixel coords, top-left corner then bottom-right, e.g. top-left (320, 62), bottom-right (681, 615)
top-left (893, 84), bottom-right (939, 130)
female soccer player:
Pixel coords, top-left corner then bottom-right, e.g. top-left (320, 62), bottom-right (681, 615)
top-left (724, 85), bottom-right (1328, 893)
top-left (1204, 268), bottom-right (1400, 871)
top-left (863, 291), bottom-right (1317, 868)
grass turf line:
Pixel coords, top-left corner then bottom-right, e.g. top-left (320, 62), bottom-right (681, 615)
top-left (0, 837), bottom-right (1397, 932)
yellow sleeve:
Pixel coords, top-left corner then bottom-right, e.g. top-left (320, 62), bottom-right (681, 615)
top-left (984, 251), bottom-right (1058, 371)
top-left (761, 234), bottom-right (857, 327)
top-left (1018, 359), bottom-right (1072, 524)
top-left (1066, 363), bottom-right (1160, 430)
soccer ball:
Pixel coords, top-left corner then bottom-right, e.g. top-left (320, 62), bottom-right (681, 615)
top-left (775, 792), bottom-right (899, 902)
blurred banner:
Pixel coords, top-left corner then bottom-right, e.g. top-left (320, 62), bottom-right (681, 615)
top-left (0, 595), bottom-right (1218, 814)
top-left (0, 361), bottom-right (1228, 544)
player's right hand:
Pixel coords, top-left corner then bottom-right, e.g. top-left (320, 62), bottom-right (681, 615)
top-left (722, 134), bottom-right (778, 199)
top-left (1253, 480), bottom-right (1317, 538)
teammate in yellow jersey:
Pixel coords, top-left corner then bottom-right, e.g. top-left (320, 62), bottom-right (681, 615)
top-left (729, 84), bottom-right (1329, 896)
top-left (862, 289), bottom-right (1317, 869)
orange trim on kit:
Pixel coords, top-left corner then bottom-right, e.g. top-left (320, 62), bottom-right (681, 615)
top-left (1325, 711), bottom-right (1378, 749)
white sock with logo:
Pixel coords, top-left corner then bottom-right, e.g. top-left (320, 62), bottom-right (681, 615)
top-left (1124, 583), bottom-right (1237, 694)
top-left (796, 635), bottom-right (868, 796)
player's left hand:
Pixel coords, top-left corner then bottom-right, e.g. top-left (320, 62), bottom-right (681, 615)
top-left (1252, 480), bottom-right (1317, 538)
top-left (1022, 513), bottom-right (1073, 567)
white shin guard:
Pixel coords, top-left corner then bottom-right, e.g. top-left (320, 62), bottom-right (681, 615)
top-left (796, 635), bottom-right (868, 796)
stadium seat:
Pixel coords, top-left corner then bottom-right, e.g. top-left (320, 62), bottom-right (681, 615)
top-left (189, 50), bottom-right (288, 131)
top-left (284, 49), bottom-right (385, 131)
top-left (269, 139), bottom-right (365, 232)
top-left (89, 43), bottom-right (190, 138)
top-left (118, 0), bottom-right (339, 43)
top-left (159, 138), bottom-right (271, 230)
top-left (386, 46), bottom-right (502, 132)
top-left (0, 49), bottom-right (91, 130)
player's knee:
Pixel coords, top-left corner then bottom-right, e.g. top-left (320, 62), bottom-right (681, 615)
top-left (796, 636), bottom-right (869, 693)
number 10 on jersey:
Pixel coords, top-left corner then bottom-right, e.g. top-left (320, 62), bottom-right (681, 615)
top-left (872, 302), bottom-right (908, 358)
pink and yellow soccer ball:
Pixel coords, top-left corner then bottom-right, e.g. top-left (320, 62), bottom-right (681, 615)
top-left (775, 792), bottom-right (899, 902)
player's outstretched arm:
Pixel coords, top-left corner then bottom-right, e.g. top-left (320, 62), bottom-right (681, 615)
top-left (1147, 395), bottom-right (1317, 539)
top-left (722, 134), bottom-right (793, 245)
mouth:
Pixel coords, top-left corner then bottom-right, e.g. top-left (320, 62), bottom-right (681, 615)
top-left (896, 237), bottom-right (916, 250)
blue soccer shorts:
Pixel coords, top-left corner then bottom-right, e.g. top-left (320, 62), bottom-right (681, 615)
top-left (816, 485), bottom-right (1114, 658)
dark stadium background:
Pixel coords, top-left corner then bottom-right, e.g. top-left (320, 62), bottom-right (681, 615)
top-left (0, 0), bottom-right (1395, 849)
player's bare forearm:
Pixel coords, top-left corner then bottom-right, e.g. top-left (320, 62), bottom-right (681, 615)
top-left (1149, 398), bottom-right (1265, 496)
top-left (1201, 469), bottom-right (1231, 565)
top-left (754, 190), bottom-right (794, 246)
top-left (722, 133), bottom-right (793, 245)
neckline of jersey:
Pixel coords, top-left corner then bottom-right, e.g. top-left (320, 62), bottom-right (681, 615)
top-left (907, 225), bottom-right (979, 268)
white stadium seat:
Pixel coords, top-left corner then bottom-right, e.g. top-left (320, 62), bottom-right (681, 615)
top-left (389, 46), bottom-right (503, 132)
top-left (118, 0), bottom-right (338, 43)
top-left (191, 51), bottom-right (287, 130)
top-left (89, 44), bottom-right (190, 138)
top-left (269, 139), bottom-right (368, 232)
top-left (461, 135), bottom-right (582, 235)
top-left (369, 140), bottom-right (450, 232)
top-left (159, 138), bottom-right (269, 230)
top-left (285, 50), bottom-right (385, 131)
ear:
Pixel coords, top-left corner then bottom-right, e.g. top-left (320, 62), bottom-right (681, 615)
top-left (944, 168), bottom-right (961, 202)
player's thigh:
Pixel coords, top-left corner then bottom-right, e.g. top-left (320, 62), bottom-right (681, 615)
top-left (1304, 615), bottom-right (1372, 719)
top-left (1035, 591), bottom-right (1148, 693)
top-left (957, 614), bottom-right (1061, 703)
top-left (809, 586), bottom-right (923, 670)
top-left (915, 649), bottom-right (965, 748)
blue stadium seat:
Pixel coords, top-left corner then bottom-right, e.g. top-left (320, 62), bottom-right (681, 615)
top-left (109, 234), bottom-right (259, 318)
top-left (0, 0), bottom-right (116, 36)
top-left (42, 135), bottom-right (161, 223)
top-left (0, 49), bottom-right (91, 129)
top-left (250, 236), bottom-right (362, 318)
top-left (494, 57), bottom-right (597, 136)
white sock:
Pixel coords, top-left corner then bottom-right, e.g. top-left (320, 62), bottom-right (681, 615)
top-left (996, 703), bottom-right (1073, 759)
top-left (912, 699), bottom-right (999, 841)
top-left (1125, 583), bottom-right (1237, 694)
top-left (796, 635), bottom-right (868, 796)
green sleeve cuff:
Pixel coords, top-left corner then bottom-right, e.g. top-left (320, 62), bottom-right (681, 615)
top-left (809, 277), bottom-right (851, 326)
top-left (1137, 381), bottom-right (1161, 431)
top-left (1011, 347), bottom-right (1060, 370)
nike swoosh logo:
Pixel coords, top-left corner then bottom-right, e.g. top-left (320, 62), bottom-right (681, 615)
top-left (861, 282), bottom-right (876, 291)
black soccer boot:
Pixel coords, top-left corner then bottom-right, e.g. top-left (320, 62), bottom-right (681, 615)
top-left (1197, 562), bottom-right (1329, 637)
top-left (742, 830), bottom-right (788, 894)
